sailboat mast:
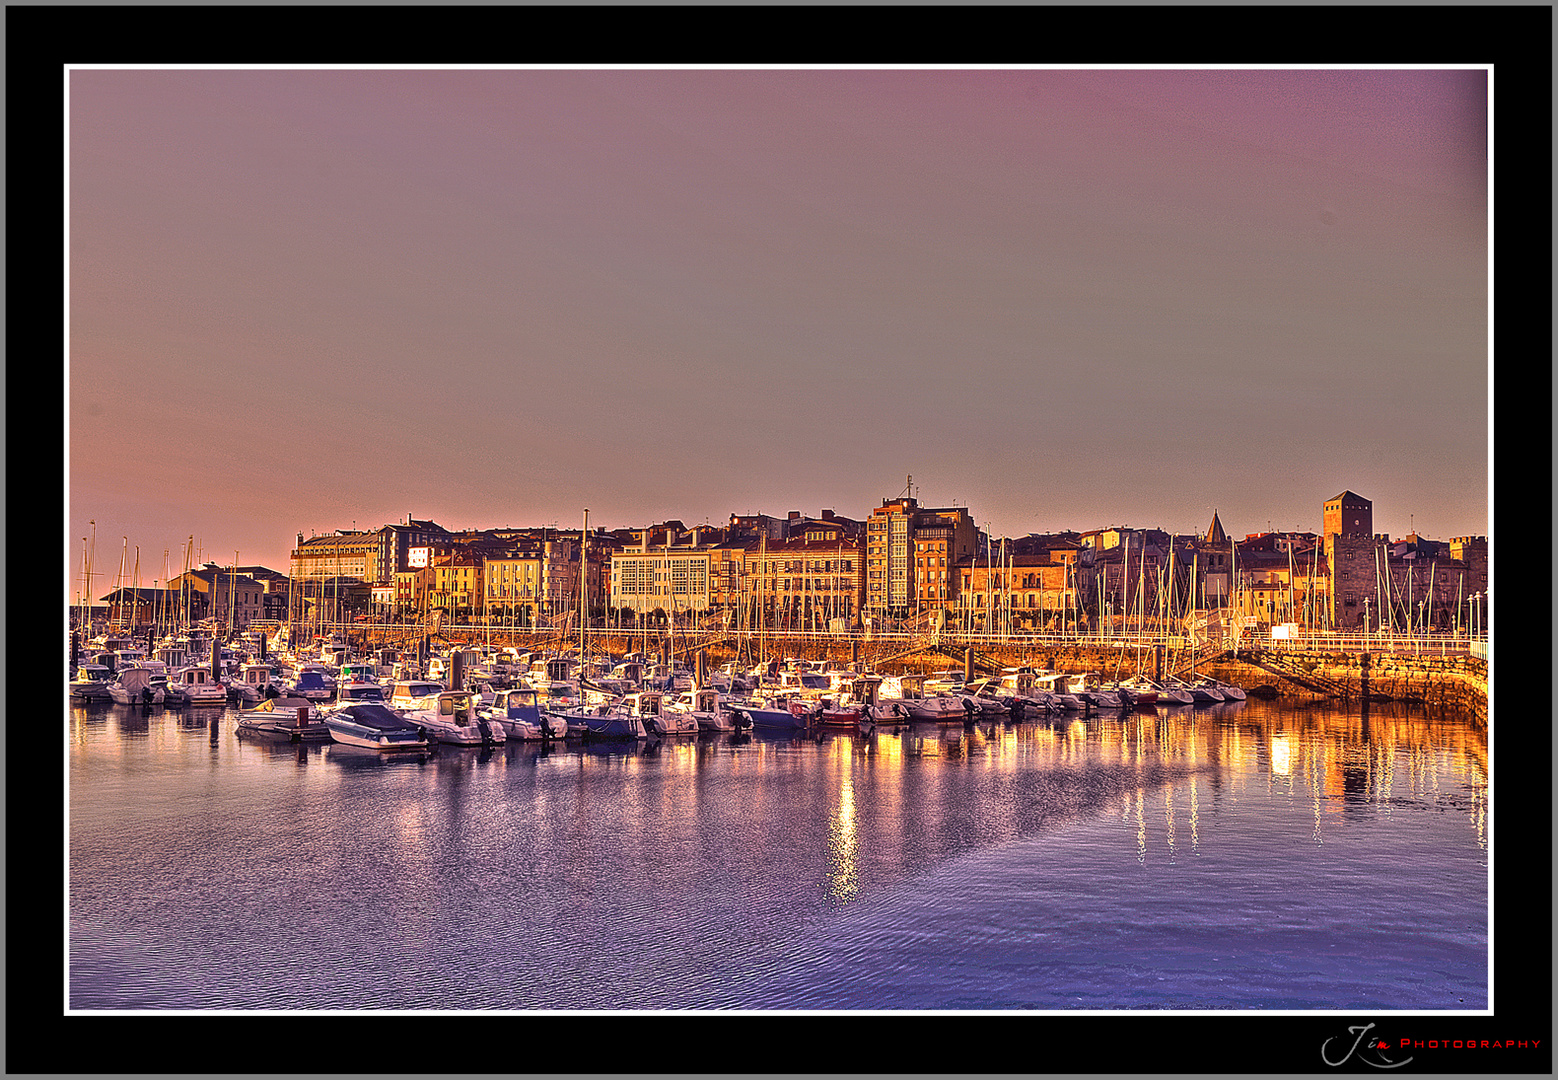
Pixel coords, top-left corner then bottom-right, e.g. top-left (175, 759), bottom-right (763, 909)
top-left (115, 537), bottom-right (128, 631)
top-left (579, 509), bottom-right (588, 665)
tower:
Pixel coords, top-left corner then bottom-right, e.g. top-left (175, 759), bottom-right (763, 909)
top-left (1323, 491), bottom-right (1372, 543)
top-left (1324, 491), bottom-right (1375, 630)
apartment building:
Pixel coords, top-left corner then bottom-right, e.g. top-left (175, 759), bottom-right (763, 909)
top-left (610, 539), bottom-right (715, 618)
top-left (865, 496), bottom-right (977, 619)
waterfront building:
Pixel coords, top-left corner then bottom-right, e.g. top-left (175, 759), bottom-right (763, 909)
top-left (958, 551), bottom-right (1078, 632)
top-left (610, 533), bottom-right (716, 620)
top-left (290, 520), bottom-right (452, 588)
top-left (427, 551), bottom-right (484, 622)
top-left (165, 563), bottom-right (275, 630)
top-left (1232, 531), bottom-right (1330, 631)
top-left (865, 494), bottom-right (977, 620)
top-left (735, 534), bottom-right (863, 631)
top-left (482, 549), bottom-right (546, 624)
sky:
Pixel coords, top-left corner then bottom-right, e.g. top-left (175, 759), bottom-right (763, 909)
top-left (66, 66), bottom-right (1490, 585)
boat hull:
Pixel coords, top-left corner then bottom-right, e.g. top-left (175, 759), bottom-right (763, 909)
top-left (237, 718), bottom-right (333, 742)
top-left (583, 716), bottom-right (648, 739)
top-left (735, 707), bottom-right (808, 730)
top-left (326, 726), bottom-right (429, 751)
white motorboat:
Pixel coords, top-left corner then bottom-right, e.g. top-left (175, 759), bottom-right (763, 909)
top-left (1029, 672), bottom-right (1087, 711)
top-left (1067, 673), bottom-right (1127, 710)
top-left (70, 663), bottom-right (116, 702)
top-left (877, 674), bottom-right (967, 722)
top-left (961, 678), bottom-right (1012, 718)
top-left (108, 665), bottom-right (164, 706)
top-left (923, 670), bottom-right (968, 696)
top-left (663, 688), bottom-right (738, 733)
top-left (324, 703), bottom-right (431, 752)
top-left (386, 679), bottom-right (446, 712)
top-left (482, 687), bottom-right (567, 740)
top-left (174, 664), bottom-right (231, 706)
top-left (401, 690), bottom-right (505, 747)
top-left (651, 691), bottom-right (702, 736)
top-left (236, 696), bottom-right (332, 742)
top-left (995, 669), bottom-right (1060, 715)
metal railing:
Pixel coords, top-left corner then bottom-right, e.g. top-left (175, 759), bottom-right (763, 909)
top-left (295, 619), bottom-right (1488, 660)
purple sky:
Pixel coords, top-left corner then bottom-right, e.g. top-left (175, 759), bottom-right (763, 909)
top-left (67, 67), bottom-right (1489, 582)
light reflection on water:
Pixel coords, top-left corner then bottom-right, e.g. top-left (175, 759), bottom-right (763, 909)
top-left (67, 697), bottom-right (1487, 1011)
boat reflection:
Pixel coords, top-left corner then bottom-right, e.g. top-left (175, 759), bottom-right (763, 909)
top-left (326, 743), bottom-right (431, 768)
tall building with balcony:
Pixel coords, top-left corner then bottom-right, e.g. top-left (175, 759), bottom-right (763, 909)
top-left (865, 495), bottom-right (977, 619)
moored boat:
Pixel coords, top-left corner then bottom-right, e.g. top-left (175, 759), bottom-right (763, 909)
top-left (482, 687), bottom-right (567, 740)
top-left (108, 666), bottom-right (164, 706)
top-left (236, 695), bottom-right (333, 742)
top-left (728, 693), bottom-right (814, 731)
top-left (287, 665), bottom-right (337, 703)
top-left (1068, 673), bottom-right (1127, 710)
top-left (174, 664), bottom-right (231, 706)
top-left (877, 674), bottom-right (967, 723)
top-left (1163, 675), bottom-right (1224, 704)
top-left (549, 691), bottom-right (661, 740)
top-left (401, 690), bottom-right (505, 747)
top-left (665, 688), bottom-right (746, 733)
top-left (70, 663), bottom-right (116, 702)
top-left (324, 703), bottom-right (432, 752)
top-left (1109, 677), bottom-right (1159, 707)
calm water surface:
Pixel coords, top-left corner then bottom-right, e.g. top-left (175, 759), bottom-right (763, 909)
top-left (67, 697), bottom-right (1488, 1012)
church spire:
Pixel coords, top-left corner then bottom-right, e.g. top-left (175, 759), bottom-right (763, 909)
top-left (1205, 510), bottom-right (1227, 546)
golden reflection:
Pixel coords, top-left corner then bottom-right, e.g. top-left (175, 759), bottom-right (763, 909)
top-left (1135, 786), bottom-right (1147, 863)
top-left (825, 742), bottom-right (859, 904)
top-left (1271, 732), bottom-right (1292, 776)
top-left (1311, 742), bottom-right (1325, 845)
top-left (1189, 776), bottom-right (1200, 852)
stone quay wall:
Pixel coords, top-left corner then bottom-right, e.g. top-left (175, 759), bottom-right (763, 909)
top-left (357, 628), bottom-right (1489, 722)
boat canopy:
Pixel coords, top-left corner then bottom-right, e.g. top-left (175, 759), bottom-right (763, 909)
top-left (334, 704), bottom-right (417, 731)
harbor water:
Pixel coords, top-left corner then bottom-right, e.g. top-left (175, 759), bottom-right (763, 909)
top-left (67, 696), bottom-right (1488, 1014)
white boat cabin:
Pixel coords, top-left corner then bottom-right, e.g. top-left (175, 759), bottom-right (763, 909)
top-left (179, 666), bottom-right (222, 690)
top-left (388, 680), bottom-right (445, 710)
top-left (615, 692), bottom-right (663, 718)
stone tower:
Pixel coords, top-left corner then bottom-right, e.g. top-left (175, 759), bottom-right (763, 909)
top-left (1323, 491), bottom-right (1372, 543)
top-left (1324, 491), bottom-right (1375, 630)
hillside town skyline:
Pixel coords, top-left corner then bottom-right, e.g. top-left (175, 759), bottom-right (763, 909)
top-left (79, 486), bottom-right (1489, 642)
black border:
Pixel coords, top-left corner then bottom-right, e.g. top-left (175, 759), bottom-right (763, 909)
top-left (27, 3), bottom-right (1551, 1075)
